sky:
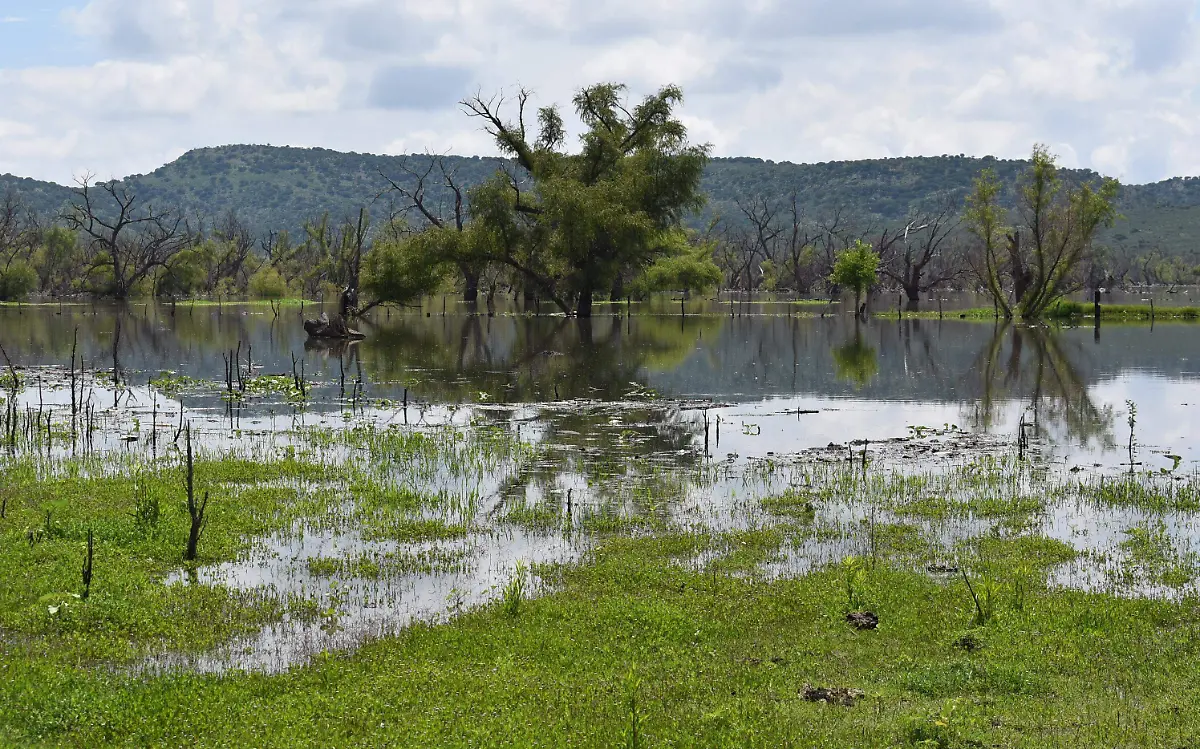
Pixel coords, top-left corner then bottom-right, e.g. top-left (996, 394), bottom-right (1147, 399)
top-left (1, 0), bottom-right (1199, 185)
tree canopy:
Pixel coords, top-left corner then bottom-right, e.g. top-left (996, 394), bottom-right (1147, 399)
top-left (967, 146), bottom-right (1119, 319)
top-left (452, 83), bottom-right (711, 317)
top-left (830, 240), bottom-right (880, 312)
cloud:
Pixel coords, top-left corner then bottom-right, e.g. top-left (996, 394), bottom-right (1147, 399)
top-left (754, 0), bottom-right (1001, 37)
top-left (2, 0), bottom-right (1200, 184)
top-left (367, 64), bottom-right (472, 110)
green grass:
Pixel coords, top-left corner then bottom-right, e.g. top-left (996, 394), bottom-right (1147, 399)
top-left (5, 424), bottom-right (1200, 746)
top-left (1047, 300), bottom-right (1200, 320)
top-left (5, 526), bottom-right (1200, 746)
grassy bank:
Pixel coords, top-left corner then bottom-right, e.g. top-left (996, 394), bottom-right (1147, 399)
top-left (8, 527), bottom-right (1200, 747)
top-left (0, 297), bottom-right (318, 308)
top-left (1047, 300), bottom-right (1200, 321)
top-left (3, 416), bottom-right (1200, 746)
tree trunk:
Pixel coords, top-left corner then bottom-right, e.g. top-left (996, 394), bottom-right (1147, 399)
top-left (462, 267), bottom-right (480, 304)
top-left (904, 281), bottom-right (921, 303)
top-left (610, 274), bottom-right (625, 302)
top-left (576, 286), bottom-right (594, 318)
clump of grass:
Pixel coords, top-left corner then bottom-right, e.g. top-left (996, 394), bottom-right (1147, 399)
top-left (501, 560), bottom-right (528, 616)
top-left (131, 479), bottom-right (160, 533)
top-left (842, 555), bottom-right (869, 612)
top-left (960, 567), bottom-right (996, 626)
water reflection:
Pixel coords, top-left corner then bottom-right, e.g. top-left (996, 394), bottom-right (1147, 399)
top-left (831, 325), bottom-right (878, 389)
top-left (0, 303), bottom-right (1195, 463)
top-left (969, 323), bottom-right (1115, 449)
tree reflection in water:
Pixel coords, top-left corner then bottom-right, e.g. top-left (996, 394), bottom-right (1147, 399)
top-left (968, 323), bottom-right (1114, 449)
top-left (832, 325), bottom-right (879, 389)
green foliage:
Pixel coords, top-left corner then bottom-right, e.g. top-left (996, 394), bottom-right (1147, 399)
top-left (631, 231), bottom-right (722, 298)
top-left (30, 227), bottom-right (80, 295)
top-left (460, 82), bottom-right (710, 316)
top-left (361, 230), bottom-right (448, 308)
top-left (0, 260), bottom-right (37, 300)
top-left (156, 248), bottom-right (207, 297)
top-left (248, 265), bottom-right (289, 299)
top-left (830, 239), bottom-right (879, 309)
top-left (969, 145), bottom-right (1120, 319)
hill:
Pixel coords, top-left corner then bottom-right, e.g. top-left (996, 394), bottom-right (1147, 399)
top-left (3, 145), bottom-right (1200, 257)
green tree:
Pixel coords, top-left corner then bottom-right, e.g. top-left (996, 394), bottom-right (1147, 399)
top-left (30, 227), bottom-right (82, 295)
top-left (156, 247), bottom-right (207, 298)
top-left (830, 240), bottom-right (879, 313)
top-left (631, 230), bottom-right (723, 306)
top-left (967, 145), bottom-right (1119, 319)
top-left (460, 83), bottom-right (710, 317)
top-left (359, 227), bottom-right (449, 314)
top-left (248, 265), bottom-right (289, 299)
top-left (0, 260), bottom-right (37, 301)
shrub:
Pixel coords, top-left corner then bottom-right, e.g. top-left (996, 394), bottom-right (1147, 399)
top-left (0, 261), bottom-right (38, 301)
top-left (249, 265), bottom-right (289, 299)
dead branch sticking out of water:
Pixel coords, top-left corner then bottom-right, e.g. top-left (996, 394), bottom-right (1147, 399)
top-left (184, 424), bottom-right (209, 562)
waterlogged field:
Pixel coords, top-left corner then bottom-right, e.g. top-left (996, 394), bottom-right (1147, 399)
top-left (2, 305), bottom-right (1200, 746)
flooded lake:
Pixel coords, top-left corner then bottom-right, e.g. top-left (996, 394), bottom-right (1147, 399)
top-left (2, 299), bottom-right (1198, 672)
top-left (3, 299), bottom-right (1196, 468)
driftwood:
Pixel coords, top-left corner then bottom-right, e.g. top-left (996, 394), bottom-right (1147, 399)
top-left (303, 313), bottom-right (365, 340)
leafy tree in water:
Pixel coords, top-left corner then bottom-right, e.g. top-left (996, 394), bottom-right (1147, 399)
top-left (248, 265), bottom-right (289, 299)
top-left (460, 83), bottom-right (710, 317)
top-left (966, 145), bottom-right (1119, 319)
top-left (631, 230), bottom-right (723, 304)
top-left (830, 240), bottom-right (879, 313)
top-left (359, 223), bottom-right (450, 314)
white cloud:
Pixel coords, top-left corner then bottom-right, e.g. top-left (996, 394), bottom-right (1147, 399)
top-left (1, 0), bottom-right (1199, 184)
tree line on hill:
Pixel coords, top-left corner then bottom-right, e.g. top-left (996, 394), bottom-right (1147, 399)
top-left (0, 82), bottom-right (1194, 319)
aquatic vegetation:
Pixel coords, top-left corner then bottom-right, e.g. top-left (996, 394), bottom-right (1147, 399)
top-left (1, 306), bottom-right (1199, 745)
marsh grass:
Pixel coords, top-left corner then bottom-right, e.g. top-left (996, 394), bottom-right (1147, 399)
top-left (5, 399), bottom-right (1200, 745)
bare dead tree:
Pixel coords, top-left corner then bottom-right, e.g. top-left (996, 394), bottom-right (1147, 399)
top-left (211, 210), bottom-right (257, 292)
top-left (737, 197), bottom-right (782, 292)
top-left (64, 177), bottom-right (190, 299)
top-left (816, 209), bottom-right (865, 274)
top-left (338, 206), bottom-right (370, 315)
top-left (460, 87), bottom-right (537, 174)
top-left (379, 153), bottom-right (484, 302)
top-left (778, 193), bottom-right (818, 294)
top-left (0, 193), bottom-right (40, 274)
top-left (879, 202), bottom-right (964, 303)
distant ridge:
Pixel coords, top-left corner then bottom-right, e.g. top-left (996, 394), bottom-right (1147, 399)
top-left (4, 145), bottom-right (1200, 256)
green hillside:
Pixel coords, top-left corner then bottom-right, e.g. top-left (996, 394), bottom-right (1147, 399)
top-left (4, 145), bottom-right (1200, 256)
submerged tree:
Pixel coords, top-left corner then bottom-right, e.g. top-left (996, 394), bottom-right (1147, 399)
top-left (966, 146), bottom-right (1119, 319)
top-left (830, 240), bottom-right (879, 314)
top-left (359, 221), bottom-right (450, 314)
top-left (630, 230), bottom-right (723, 310)
top-left (381, 155), bottom-right (487, 304)
top-left (458, 83), bottom-right (710, 317)
top-left (65, 178), bottom-right (190, 299)
top-left (877, 203), bottom-right (963, 304)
